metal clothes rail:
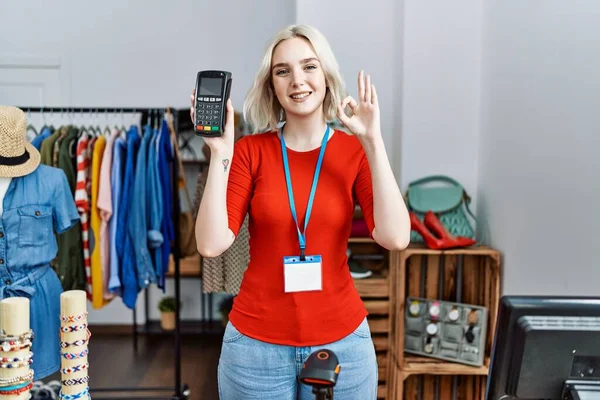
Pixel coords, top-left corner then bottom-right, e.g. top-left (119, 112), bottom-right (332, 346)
top-left (19, 106), bottom-right (189, 400)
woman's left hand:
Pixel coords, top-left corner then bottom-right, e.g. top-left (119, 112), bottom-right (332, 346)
top-left (337, 70), bottom-right (381, 141)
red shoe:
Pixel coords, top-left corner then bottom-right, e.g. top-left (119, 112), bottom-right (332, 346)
top-left (424, 211), bottom-right (476, 248)
top-left (410, 212), bottom-right (455, 250)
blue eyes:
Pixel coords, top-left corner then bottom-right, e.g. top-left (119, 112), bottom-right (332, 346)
top-left (275, 65), bottom-right (317, 76)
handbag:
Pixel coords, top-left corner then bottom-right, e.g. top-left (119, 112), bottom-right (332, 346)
top-left (406, 175), bottom-right (477, 243)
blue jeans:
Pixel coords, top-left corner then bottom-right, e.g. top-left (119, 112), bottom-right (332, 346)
top-left (218, 317), bottom-right (378, 399)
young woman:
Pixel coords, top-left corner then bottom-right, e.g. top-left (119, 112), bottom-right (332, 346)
top-left (192, 24), bottom-right (410, 400)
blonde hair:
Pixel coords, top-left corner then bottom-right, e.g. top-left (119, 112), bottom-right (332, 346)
top-left (243, 24), bottom-right (347, 133)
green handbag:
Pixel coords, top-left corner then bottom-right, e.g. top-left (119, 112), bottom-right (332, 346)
top-left (406, 175), bottom-right (477, 243)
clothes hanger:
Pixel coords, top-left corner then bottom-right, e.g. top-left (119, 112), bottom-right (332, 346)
top-left (156, 109), bottom-right (163, 131)
top-left (113, 109), bottom-right (121, 132)
top-left (78, 125), bottom-right (89, 139)
top-left (52, 108), bottom-right (64, 132)
top-left (47, 109), bottom-right (55, 132)
top-left (25, 109), bottom-right (39, 138)
top-left (89, 109), bottom-right (100, 136)
top-left (100, 109), bottom-right (110, 137)
top-left (102, 125), bottom-right (112, 137)
top-left (120, 108), bottom-right (128, 133)
top-left (144, 110), bottom-right (151, 129)
top-left (39, 107), bottom-right (49, 132)
top-left (87, 125), bottom-right (99, 137)
top-left (70, 108), bottom-right (76, 130)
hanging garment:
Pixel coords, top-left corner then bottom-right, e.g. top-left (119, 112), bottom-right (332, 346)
top-left (89, 135), bottom-right (106, 309)
top-left (146, 126), bottom-right (164, 286)
top-left (97, 129), bottom-right (118, 301)
top-left (39, 126), bottom-right (65, 166)
top-left (128, 125), bottom-right (156, 291)
top-left (193, 169), bottom-right (249, 295)
top-left (158, 117), bottom-right (175, 291)
top-left (74, 132), bottom-right (92, 298)
top-left (108, 135), bottom-right (126, 295)
top-left (0, 164), bottom-right (80, 380)
top-left (52, 127), bottom-right (68, 167)
top-left (118, 127), bottom-right (141, 309)
top-left (56, 126), bottom-right (85, 291)
top-left (86, 136), bottom-right (97, 194)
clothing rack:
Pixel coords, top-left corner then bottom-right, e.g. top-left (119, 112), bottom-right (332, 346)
top-left (19, 106), bottom-right (189, 399)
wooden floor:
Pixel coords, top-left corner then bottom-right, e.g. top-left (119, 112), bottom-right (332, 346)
top-left (45, 333), bottom-right (222, 400)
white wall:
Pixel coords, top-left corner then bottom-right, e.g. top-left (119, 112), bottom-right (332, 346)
top-left (296, 0), bottom-right (400, 170)
top-left (477, 0), bottom-right (600, 295)
top-left (400, 0), bottom-right (483, 202)
top-left (0, 0), bottom-right (295, 109)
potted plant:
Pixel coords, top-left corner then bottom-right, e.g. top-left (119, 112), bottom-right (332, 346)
top-left (158, 296), bottom-right (181, 331)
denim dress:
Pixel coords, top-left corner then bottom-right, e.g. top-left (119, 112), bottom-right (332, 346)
top-left (0, 164), bottom-right (80, 379)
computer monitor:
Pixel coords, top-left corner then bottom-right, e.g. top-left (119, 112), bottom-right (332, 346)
top-left (485, 296), bottom-right (600, 400)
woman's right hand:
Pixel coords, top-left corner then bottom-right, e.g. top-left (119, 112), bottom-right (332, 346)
top-left (190, 89), bottom-right (235, 155)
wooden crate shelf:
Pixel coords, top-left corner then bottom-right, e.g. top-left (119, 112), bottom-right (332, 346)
top-left (355, 278), bottom-right (389, 298)
top-left (348, 237), bottom-right (376, 243)
top-left (348, 238), bottom-right (393, 400)
top-left (373, 336), bottom-right (389, 352)
top-left (166, 253), bottom-right (201, 277)
top-left (387, 244), bottom-right (501, 400)
top-left (377, 385), bottom-right (387, 399)
top-left (388, 359), bottom-right (488, 400)
top-left (401, 355), bottom-right (490, 377)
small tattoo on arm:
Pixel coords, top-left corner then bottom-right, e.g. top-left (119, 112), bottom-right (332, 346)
top-left (222, 159), bottom-right (230, 172)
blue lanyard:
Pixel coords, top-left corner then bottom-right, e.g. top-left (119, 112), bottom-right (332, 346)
top-left (280, 125), bottom-right (330, 261)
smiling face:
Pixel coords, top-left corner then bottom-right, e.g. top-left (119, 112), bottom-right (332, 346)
top-left (271, 37), bottom-right (328, 120)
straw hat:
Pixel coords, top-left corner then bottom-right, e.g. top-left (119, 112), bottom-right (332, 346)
top-left (0, 106), bottom-right (41, 177)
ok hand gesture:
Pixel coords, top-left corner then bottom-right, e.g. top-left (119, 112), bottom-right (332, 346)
top-left (337, 70), bottom-right (381, 141)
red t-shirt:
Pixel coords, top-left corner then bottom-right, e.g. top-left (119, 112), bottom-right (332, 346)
top-left (226, 129), bottom-right (375, 346)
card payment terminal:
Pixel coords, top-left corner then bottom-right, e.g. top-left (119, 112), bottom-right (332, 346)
top-left (194, 70), bottom-right (232, 137)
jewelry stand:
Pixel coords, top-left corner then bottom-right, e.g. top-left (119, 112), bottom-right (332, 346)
top-left (60, 290), bottom-right (90, 400)
top-left (0, 298), bottom-right (33, 400)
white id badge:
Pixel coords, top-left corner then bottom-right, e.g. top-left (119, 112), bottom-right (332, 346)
top-left (283, 255), bottom-right (322, 293)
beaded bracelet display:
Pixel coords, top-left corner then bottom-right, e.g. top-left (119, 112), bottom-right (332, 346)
top-left (0, 330), bottom-right (34, 343)
top-left (0, 380), bottom-right (31, 391)
top-left (61, 363), bottom-right (89, 375)
top-left (60, 313), bottom-right (88, 324)
top-left (61, 324), bottom-right (88, 333)
top-left (61, 349), bottom-right (89, 360)
top-left (0, 369), bottom-right (34, 385)
top-left (0, 359), bottom-right (33, 368)
top-left (0, 381), bottom-right (33, 395)
top-left (0, 351), bottom-right (33, 363)
top-left (62, 376), bottom-right (89, 386)
top-left (0, 339), bottom-right (32, 353)
top-left (60, 338), bottom-right (89, 349)
top-left (59, 386), bottom-right (89, 400)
